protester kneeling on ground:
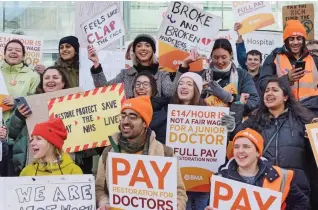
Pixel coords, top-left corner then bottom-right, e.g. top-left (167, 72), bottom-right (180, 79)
top-left (205, 128), bottom-right (309, 210)
top-left (95, 96), bottom-right (187, 210)
top-left (20, 118), bottom-right (82, 176)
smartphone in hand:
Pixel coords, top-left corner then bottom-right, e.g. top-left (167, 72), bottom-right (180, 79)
top-left (295, 60), bottom-right (306, 71)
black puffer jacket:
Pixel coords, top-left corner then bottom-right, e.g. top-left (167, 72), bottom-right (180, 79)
top-left (150, 97), bottom-right (169, 144)
top-left (234, 110), bottom-right (312, 196)
top-left (217, 158), bottom-right (310, 210)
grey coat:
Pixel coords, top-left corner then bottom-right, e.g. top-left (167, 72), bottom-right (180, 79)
top-left (90, 64), bottom-right (185, 98)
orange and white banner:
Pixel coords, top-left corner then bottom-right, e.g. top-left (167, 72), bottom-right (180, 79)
top-left (166, 105), bottom-right (229, 192)
top-left (108, 153), bottom-right (178, 210)
top-left (210, 175), bottom-right (282, 210)
top-left (48, 84), bottom-right (125, 153)
top-left (232, 1), bottom-right (275, 35)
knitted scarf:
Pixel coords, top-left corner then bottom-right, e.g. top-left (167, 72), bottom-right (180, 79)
top-left (118, 128), bottom-right (151, 155)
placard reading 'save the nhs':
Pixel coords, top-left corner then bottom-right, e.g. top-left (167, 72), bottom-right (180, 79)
top-left (158, 1), bottom-right (222, 57)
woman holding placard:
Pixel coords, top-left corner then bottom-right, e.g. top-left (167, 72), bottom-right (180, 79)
top-left (233, 77), bottom-right (317, 207)
top-left (204, 128), bottom-right (309, 210)
top-left (1, 39), bottom-right (40, 121)
top-left (183, 38), bottom-right (259, 115)
top-left (88, 34), bottom-right (190, 98)
top-left (20, 118), bottom-right (82, 176)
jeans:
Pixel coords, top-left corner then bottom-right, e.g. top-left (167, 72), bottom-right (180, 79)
top-left (186, 192), bottom-right (210, 210)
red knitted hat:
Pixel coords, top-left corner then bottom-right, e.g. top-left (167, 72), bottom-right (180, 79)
top-left (31, 118), bottom-right (67, 150)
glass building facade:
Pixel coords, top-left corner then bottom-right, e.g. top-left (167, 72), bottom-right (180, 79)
top-left (0, 1), bottom-right (317, 66)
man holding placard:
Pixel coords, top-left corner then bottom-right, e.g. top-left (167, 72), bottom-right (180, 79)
top-left (205, 128), bottom-right (309, 210)
top-left (95, 96), bottom-right (187, 210)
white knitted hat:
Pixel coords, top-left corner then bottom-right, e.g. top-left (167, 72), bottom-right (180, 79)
top-left (178, 72), bottom-right (203, 94)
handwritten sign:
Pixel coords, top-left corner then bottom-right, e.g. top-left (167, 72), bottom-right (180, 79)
top-left (305, 123), bottom-right (318, 167)
top-left (48, 84), bottom-right (125, 153)
top-left (166, 104), bottom-right (228, 192)
top-left (205, 83), bottom-right (238, 107)
top-left (158, 40), bottom-right (208, 72)
top-left (282, 4), bottom-right (314, 40)
top-left (108, 152), bottom-right (178, 210)
top-left (0, 71), bottom-right (10, 111)
top-left (158, 1), bottom-right (221, 57)
top-left (79, 48), bottom-right (125, 91)
top-left (81, 4), bottom-right (125, 51)
top-left (210, 175), bottom-right (282, 210)
top-left (232, 1), bottom-right (275, 35)
top-left (0, 33), bottom-right (43, 68)
top-left (0, 175), bottom-right (95, 210)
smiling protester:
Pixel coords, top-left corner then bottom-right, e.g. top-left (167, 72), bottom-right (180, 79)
top-left (88, 34), bottom-right (189, 98)
top-left (1, 39), bottom-right (40, 121)
top-left (259, 20), bottom-right (318, 103)
top-left (54, 36), bottom-right (80, 88)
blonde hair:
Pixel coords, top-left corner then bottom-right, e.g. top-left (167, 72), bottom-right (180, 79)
top-left (132, 52), bottom-right (159, 66)
top-left (33, 141), bottom-right (63, 165)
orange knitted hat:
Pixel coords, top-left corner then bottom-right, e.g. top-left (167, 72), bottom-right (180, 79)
top-left (121, 96), bottom-right (153, 127)
top-left (232, 128), bottom-right (264, 156)
top-left (283, 20), bottom-right (307, 41)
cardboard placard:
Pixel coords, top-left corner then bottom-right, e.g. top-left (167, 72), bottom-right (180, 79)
top-left (0, 175), bottom-right (95, 210)
top-left (0, 33), bottom-right (43, 68)
top-left (305, 123), bottom-right (318, 167)
top-left (158, 1), bottom-right (222, 57)
top-left (79, 48), bottom-right (125, 91)
top-left (210, 175), bottom-right (282, 210)
top-left (205, 83), bottom-right (238, 107)
top-left (81, 4), bottom-right (126, 51)
top-left (25, 87), bottom-right (83, 163)
top-left (158, 40), bottom-right (208, 72)
top-left (232, 1), bottom-right (275, 35)
top-left (108, 153), bottom-right (178, 210)
top-left (0, 71), bottom-right (11, 112)
top-left (166, 104), bottom-right (229, 192)
top-left (282, 4), bottom-right (314, 40)
top-left (48, 84), bottom-right (125, 153)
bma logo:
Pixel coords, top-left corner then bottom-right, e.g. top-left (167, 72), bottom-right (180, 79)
top-left (123, 103), bottom-right (132, 108)
top-left (184, 174), bottom-right (203, 181)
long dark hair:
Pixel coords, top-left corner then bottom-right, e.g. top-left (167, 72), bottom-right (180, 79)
top-left (211, 38), bottom-right (233, 58)
top-left (253, 77), bottom-right (313, 129)
top-left (132, 71), bottom-right (158, 97)
top-left (171, 80), bottom-right (206, 106)
top-left (36, 66), bottom-right (70, 94)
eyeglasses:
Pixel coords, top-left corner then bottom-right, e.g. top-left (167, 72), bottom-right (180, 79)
top-left (120, 113), bottom-right (140, 121)
top-left (135, 81), bottom-right (150, 89)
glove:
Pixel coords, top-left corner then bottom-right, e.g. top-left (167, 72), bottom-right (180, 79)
top-left (208, 81), bottom-right (233, 103)
top-left (221, 112), bottom-right (236, 132)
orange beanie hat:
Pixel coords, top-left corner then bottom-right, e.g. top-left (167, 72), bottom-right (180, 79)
top-left (121, 96), bottom-right (153, 127)
top-left (232, 128), bottom-right (264, 156)
top-left (31, 118), bottom-right (68, 150)
top-left (283, 20), bottom-right (307, 41)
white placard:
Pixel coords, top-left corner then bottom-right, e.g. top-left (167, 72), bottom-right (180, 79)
top-left (0, 175), bottom-right (95, 210)
top-left (80, 4), bottom-right (126, 51)
top-left (158, 1), bottom-right (222, 57)
top-left (108, 152), bottom-right (178, 210)
top-left (79, 48), bottom-right (125, 91)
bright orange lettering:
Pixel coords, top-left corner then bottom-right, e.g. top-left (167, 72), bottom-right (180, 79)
top-left (254, 191), bottom-right (277, 210)
top-left (231, 189), bottom-right (251, 210)
top-left (150, 161), bottom-right (172, 190)
top-left (112, 158), bottom-right (130, 185)
top-left (129, 160), bottom-right (153, 188)
top-left (213, 181), bottom-right (233, 208)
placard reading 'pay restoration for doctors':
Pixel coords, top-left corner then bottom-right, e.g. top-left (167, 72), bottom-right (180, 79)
top-left (0, 175), bottom-right (95, 210)
top-left (108, 153), bottom-right (178, 210)
top-left (166, 104), bottom-right (229, 192)
top-left (209, 175), bottom-right (282, 210)
top-left (81, 4), bottom-right (125, 51)
top-left (158, 1), bottom-right (222, 57)
top-left (48, 84), bottom-right (125, 153)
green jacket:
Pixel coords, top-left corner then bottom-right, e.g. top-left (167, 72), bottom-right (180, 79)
top-left (54, 58), bottom-right (79, 87)
top-left (6, 110), bottom-right (29, 174)
top-left (1, 62), bottom-right (40, 121)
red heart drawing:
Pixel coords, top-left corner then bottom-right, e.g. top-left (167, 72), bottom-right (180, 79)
top-left (202, 38), bottom-right (211, 45)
